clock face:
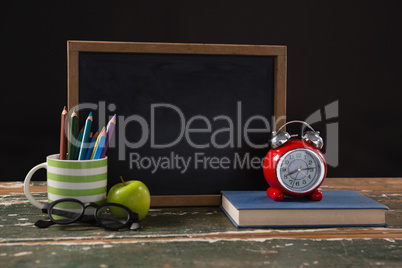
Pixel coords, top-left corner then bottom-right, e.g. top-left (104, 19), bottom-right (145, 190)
top-left (276, 148), bottom-right (325, 193)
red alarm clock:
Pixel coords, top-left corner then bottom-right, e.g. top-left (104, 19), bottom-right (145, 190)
top-left (263, 121), bottom-right (327, 201)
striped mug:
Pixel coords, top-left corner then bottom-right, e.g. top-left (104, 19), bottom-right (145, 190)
top-left (24, 154), bottom-right (107, 209)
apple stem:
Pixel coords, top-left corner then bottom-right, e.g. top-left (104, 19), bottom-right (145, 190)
top-left (120, 176), bottom-right (126, 186)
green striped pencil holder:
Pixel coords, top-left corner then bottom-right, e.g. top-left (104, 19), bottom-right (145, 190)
top-left (24, 154), bottom-right (107, 209)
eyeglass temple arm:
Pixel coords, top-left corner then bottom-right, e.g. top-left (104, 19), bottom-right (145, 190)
top-left (130, 222), bottom-right (141, 230)
top-left (49, 208), bottom-right (82, 219)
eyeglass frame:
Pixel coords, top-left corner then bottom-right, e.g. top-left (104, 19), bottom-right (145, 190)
top-left (38, 198), bottom-right (140, 230)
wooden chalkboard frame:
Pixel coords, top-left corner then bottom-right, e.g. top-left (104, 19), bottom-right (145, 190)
top-left (67, 41), bottom-right (287, 206)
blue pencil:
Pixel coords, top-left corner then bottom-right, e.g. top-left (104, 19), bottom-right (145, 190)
top-left (92, 129), bottom-right (107, 160)
top-left (78, 112), bottom-right (93, 160)
top-left (85, 130), bottom-right (99, 160)
top-left (100, 114), bottom-right (116, 159)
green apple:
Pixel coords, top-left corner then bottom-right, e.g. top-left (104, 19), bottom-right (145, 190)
top-left (107, 180), bottom-right (151, 220)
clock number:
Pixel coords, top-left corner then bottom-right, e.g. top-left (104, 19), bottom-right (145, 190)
top-left (295, 181), bottom-right (300, 186)
top-left (285, 160), bottom-right (289, 164)
top-left (282, 168), bottom-right (286, 172)
top-left (309, 168), bottom-right (314, 172)
top-left (296, 153), bottom-right (301, 158)
top-left (289, 180), bottom-right (293, 185)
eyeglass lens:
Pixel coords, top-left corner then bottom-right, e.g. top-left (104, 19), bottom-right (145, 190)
top-left (49, 201), bottom-right (84, 224)
top-left (96, 205), bottom-right (130, 230)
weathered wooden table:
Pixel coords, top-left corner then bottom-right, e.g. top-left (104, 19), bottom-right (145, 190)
top-left (1, 178), bottom-right (401, 267)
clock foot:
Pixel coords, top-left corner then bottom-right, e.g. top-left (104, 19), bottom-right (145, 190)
top-left (309, 190), bottom-right (323, 201)
top-left (266, 187), bottom-right (284, 201)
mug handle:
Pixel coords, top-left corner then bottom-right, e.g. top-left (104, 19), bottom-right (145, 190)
top-left (24, 162), bottom-right (47, 208)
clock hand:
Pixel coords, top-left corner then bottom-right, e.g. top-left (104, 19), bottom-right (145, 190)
top-left (288, 168), bottom-right (302, 175)
top-left (288, 166), bottom-right (310, 176)
top-left (294, 171), bottom-right (300, 181)
top-left (288, 167), bottom-right (311, 175)
top-left (291, 176), bottom-right (296, 187)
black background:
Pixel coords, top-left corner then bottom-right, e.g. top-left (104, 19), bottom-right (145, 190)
top-left (1, 1), bottom-right (401, 182)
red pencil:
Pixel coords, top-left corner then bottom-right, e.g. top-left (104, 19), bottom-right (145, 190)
top-left (59, 106), bottom-right (68, 160)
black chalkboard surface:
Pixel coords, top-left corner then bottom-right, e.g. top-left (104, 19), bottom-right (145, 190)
top-left (68, 41), bottom-right (287, 206)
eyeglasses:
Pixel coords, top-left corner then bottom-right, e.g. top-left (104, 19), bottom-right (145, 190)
top-left (34, 198), bottom-right (140, 231)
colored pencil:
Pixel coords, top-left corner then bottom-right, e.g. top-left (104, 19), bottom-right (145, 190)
top-left (78, 112), bottom-right (93, 160)
top-left (74, 128), bottom-right (84, 160)
top-left (92, 128), bottom-right (107, 160)
top-left (59, 106), bottom-right (68, 160)
top-left (85, 130), bottom-right (99, 160)
top-left (100, 114), bottom-right (116, 158)
top-left (67, 109), bottom-right (78, 160)
top-left (83, 132), bottom-right (92, 160)
top-left (91, 127), bottom-right (105, 160)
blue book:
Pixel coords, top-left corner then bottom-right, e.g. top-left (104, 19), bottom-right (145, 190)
top-left (220, 190), bottom-right (388, 228)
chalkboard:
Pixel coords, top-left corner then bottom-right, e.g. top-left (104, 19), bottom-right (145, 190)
top-left (68, 41), bottom-right (287, 206)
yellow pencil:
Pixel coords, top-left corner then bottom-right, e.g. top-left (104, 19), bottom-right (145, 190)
top-left (90, 127), bottom-right (105, 160)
